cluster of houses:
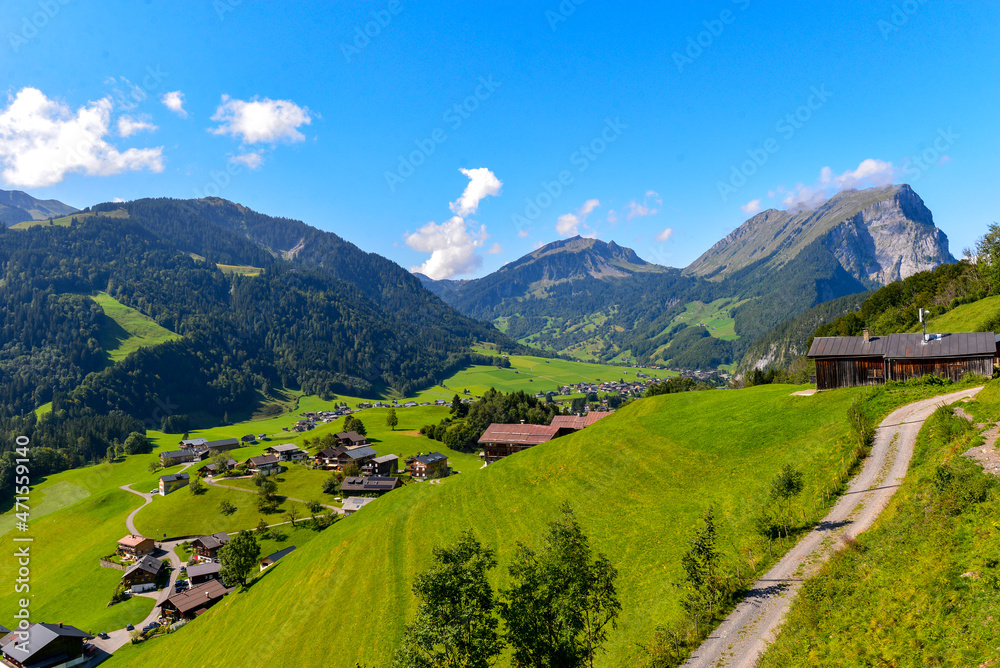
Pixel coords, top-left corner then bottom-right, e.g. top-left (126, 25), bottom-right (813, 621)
top-left (159, 437), bottom-right (242, 467)
top-left (478, 412), bottom-right (612, 465)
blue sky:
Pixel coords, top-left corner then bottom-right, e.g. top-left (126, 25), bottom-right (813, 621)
top-left (1, 0), bottom-right (998, 278)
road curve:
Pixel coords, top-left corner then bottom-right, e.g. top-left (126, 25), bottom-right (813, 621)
top-left (683, 386), bottom-right (983, 668)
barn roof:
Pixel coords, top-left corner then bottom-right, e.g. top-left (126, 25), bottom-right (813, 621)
top-left (478, 423), bottom-right (562, 445)
top-left (808, 332), bottom-right (995, 359)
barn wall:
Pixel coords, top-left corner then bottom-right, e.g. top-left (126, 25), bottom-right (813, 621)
top-left (886, 356), bottom-right (995, 383)
top-left (815, 358), bottom-right (885, 390)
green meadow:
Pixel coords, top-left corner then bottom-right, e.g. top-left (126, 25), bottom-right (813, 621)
top-left (761, 381), bottom-right (1000, 667)
top-left (110, 384), bottom-right (875, 668)
top-left (672, 297), bottom-right (748, 341)
top-left (914, 294), bottom-right (1000, 333)
top-left (91, 292), bottom-right (181, 364)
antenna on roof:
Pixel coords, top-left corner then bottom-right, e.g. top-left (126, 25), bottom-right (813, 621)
top-left (919, 308), bottom-right (928, 343)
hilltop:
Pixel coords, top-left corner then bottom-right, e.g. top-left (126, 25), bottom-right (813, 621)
top-left (0, 188), bottom-right (77, 225)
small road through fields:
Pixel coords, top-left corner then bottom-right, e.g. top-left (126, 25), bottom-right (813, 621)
top-left (683, 386), bottom-right (983, 668)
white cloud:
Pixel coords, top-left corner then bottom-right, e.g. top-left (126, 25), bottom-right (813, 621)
top-left (654, 228), bottom-right (673, 243)
top-left (408, 216), bottom-right (489, 279)
top-left (230, 150), bottom-right (264, 170)
top-left (626, 190), bottom-right (662, 220)
top-left (112, 197), bottom-right (125, 203)
top-left (556, 199), bottom-right (600, 237)
top-left (741, 199), bottom-right (762, 215)
top-left (517, 229), bottom-right (529, 238)
top-left (606, 209), bottom-right (618, 224)
top-left (449, 167), bottom-right (503, 217)
top-left (0, 87), bottom-right (164, 188)
top-left (160, 91), bottom-right (187, 118)
top-left (407, 167), bottom-right (503, 279)
top-left (779, 159), bottom-right (897, 210)
top-left (117, 114), bottom-right (157, 138)
top-left (210, 95), bottom-right (312, 144)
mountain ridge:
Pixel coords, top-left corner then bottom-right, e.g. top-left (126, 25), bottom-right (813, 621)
top-left (0, 188), bottom-right (77, 225)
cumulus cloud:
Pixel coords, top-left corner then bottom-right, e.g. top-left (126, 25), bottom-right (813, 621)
top-left (556, 198), bottom-right (600, 237)
top-left (407, 167), bottom-right (503, 279)
top-left (117, 114), bottom-right (157, 138)
top-left (0, 87), bottom-right (164, 188)
top-left (779, 158), bottom-right (897, 210)
top-left (229, 150), bottom-right (264, 170)
top-left (517, 229), bottom-right (530, 238)
top-left (741, 199), bottom-right (762, 215)
top-left (160, 91), bottom-right (187, 118)
top-left (449, 167), bottom-right (503, 217)
top-left (626, 190), bottom-right (662, 220)
top-left (210, 95), bottom-right (312, 144)
top-left (654, 228), bottom-right (673, 243)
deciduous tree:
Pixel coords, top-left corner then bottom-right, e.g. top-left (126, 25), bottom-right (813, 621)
top-left (218, 530), bottom-right (260, 588)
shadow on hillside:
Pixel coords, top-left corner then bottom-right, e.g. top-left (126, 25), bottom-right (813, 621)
top-left (813, 518), bottom-right (852, 533)
top-left (95, 313), bottom-right (131, 366)
top-left (241, 561), bottom-right (282, 592)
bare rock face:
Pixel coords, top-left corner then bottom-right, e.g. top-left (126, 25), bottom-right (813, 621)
top-left (685, 184), bottom-right (953, 287)
top-left (824, 185), bottom-right (953, 285)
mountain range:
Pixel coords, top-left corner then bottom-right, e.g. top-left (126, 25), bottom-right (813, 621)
top-left (421, 184), bottom-right (954, 370)
top-left (0, 188), bottom-right (78, 225)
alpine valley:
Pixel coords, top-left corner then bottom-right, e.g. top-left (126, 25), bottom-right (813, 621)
top-left (419, 184), bottom-right (954, 371)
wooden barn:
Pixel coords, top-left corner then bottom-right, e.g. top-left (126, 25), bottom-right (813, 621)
top-left (807, 330), bottom-right (996, 390)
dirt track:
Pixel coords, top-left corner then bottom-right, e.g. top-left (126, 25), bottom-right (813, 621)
top-left (682, 386), bottom-right (983, 668)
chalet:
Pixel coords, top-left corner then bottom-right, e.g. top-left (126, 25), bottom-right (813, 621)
top-left (549, 411), bottom-right (612, 431)
top-left (159, 472), bottom-right (190, 495)
top-left (314, 446), bottom-right (346, 470)
top-left (807, 330), bottom-right (996, 390)
top-left (200, 438), bottom-right (241, 453)
top-left (159, 580), bottom-right (229, 621)
top-left (197, 459), bottom-right (237, 477)
top-left (410, 452), bottom-right (449, 479)
top-left (240, 434), bottom-right (256, 443)
top-left (343, 496), bottom-right (375, 515)
top-left (260, 546), bottom-right (296, 570)
top-left (191, 533), bottom-right (231, 560)
top-left (256, 433), bottom-right (268, 441)
top-left (336, 431), bottom-right (368, 447)
top-left (159, 448), bottom-right (203, 467)
top-left (117, 534), bottom-right (155, 559)
top-left (478, 423), bottom-right (565, 465)
top-left (266, 443), bottom-right (307, 462)
top-left (187, 561), bottom-right (222, 585)
top-left (363, 454), bottom-right (399, 477)
top-left (121, 555), bottom-right (163, 591)
top-left (179, 438), bottom-right (208, 448)
top-left (245, 454), bottom-right (281, 476)
top-left (1, 623), bottom-right (92, 668)
top-left (339, 475), bottom-right (402, 497)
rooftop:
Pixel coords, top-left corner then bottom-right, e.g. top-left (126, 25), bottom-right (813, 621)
top-left (478, 423), bottom-right (562, 445)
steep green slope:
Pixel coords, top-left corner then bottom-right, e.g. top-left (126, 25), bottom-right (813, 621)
top-left (91, 292), bottom-right (181, 364)
top-left (760, 383), bottom-right (1000, 667)
top-left (112, 385), bottom-right (864, 668)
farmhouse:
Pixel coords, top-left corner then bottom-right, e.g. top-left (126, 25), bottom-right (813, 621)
top-left (807, 330), bottom-right (996, 390)
top-left (318, 445), bottom-right (379, 471)
top-left (549, 411), bottom-right (612, 431)
top-left (260, 546), bottom-right (296, 570)
top-left (187, 561), bottom-right (222, 585)
top-left (336, 430), bottom-right (368, 447)
top-left (245, 454), bottom-right (281, 476)
top-left (191, 533), bottom-right (231, 560)
top-left (0, 623), bottom-right (91, 668)
top-left (342, 496), bottom-right (375, 515)
top-left (197, 459), bottom-right (238, 476)
top-left (478, 423), bottom-right (565, 465)
top-left (179, 438), bottom-right (208, 448)
top-left (314, 446), bottom-right (345, 469)
top-left (202, 438), bottom-right (241, 452)
top-left (159, 472), bottom-right (190, 495)
top-left (160, 448), bottom-right (204, 467)
top-left (121, 554), bottom-right (164, 591)
top-left (117, 534), bottom-right (155, 559)
top-left (160, 580), bottom-right (229, 621)
top-left (363, 454), bottom-right (399, 477)
top-left (409, 452), bottom-right (449, 479)
top-left (266, 443), bottom-right (307, 462)
top-left (339, 475), bottom-right (402, 497)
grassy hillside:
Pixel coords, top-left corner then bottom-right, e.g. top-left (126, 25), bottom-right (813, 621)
top-left (110, 384), bottom-right (867, 668)
top-left (672, 298), bottom-right (747, 341)
top-left (760, 382), bottom-right (1000, 667)
top-left (912, 294), bottom-right (1000, 333)
top-left (9, 207), bottom-right (128, 229)
top-left (91, 292), bottom-right (181, 363)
